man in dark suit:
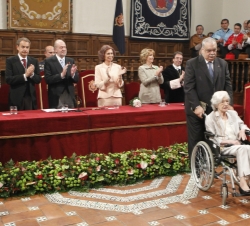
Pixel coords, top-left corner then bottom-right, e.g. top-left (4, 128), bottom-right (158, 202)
top-left (160, 51), bottom-right (185, 103)
top-left (44, 39), bottom-right (79, 108)
top-left (184, 37), bottom-right (233, 159)
top-left (5, 37), bottom-right (41, 110)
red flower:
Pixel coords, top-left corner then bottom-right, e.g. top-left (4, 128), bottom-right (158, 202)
top-left (115, 159), bottom-right (120, 165)
top-left (167, 159), bottom-right (172, 163)
top-left (75, 158), bottom-right (81, 164)
top-left (95, 157), bottom-right (100, 162)
top-left (136, 163), bottom-right (141, 169)
top-left (36, 174), bottom-right (43, 180)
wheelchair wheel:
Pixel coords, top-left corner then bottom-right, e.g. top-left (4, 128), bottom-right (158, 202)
top-left (191, 141), bottom-right (215, 191)
top-left (221, 184), bottom-right (228, 206)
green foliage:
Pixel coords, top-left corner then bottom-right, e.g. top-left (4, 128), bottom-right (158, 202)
top-left (0, 143), bottom-right (189, 198)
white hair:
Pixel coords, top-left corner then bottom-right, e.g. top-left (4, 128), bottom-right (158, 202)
top-left (202, 37), bottom-right (217, 48)
top-left (211, 91), bottom-right (230, 111)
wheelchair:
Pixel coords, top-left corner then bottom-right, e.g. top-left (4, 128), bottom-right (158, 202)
top-left (191, 130), bottom-right (250, 205)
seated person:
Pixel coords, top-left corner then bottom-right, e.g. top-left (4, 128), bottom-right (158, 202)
top-left (224, 23), bottom-right (244, 59)
top-left (242, 20), bottom-right (250, 57)
top-left (189, 25), bottom-right (206, 58)
top-left (206, 91), bottom-right (250, 195)
top-left (242, 20), bottom-right (249, 34)
top-left (207, 32), bottom-right (214, 37)
top-left (212, 19), bottom-right (233, 58)
top-left (160, 51), bottom-right (184, 103)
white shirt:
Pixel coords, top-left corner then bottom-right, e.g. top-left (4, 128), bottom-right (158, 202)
top-left (18, 54), bottom-right (34, 80)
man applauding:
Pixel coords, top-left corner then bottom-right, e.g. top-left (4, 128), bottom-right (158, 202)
top-left (44, 39), bottom-right (79, 109)
top-left (5, 37), bottom-right (41, 110)
top-left (224, 23), bottom-right (244, 59)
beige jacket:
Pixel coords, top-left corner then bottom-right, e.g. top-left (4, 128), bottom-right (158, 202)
top-left (95, 62), bottom-right (124, 99)
top-left (205, 110), bottom-right (249, 145)
top-left (138, 64), bottom-right (164, 103)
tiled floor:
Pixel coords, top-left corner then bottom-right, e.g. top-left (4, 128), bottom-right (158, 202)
top-left (1, 173), bottom-right (250, 226)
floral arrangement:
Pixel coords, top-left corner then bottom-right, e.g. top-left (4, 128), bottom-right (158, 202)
top-left (129, 97), bottom-right (142, 107)
top-left (0, 143), bottom-right (189, 198)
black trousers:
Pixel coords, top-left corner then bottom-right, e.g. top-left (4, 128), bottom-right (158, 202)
top-left (186, 106), bottom-right (213, 160)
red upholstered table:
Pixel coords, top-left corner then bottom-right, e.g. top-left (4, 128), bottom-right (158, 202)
top-left (0, 104), bottom-right (187, 163)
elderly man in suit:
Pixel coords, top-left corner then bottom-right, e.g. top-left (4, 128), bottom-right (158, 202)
top-left (44, 39), bottom-right (79, 108)
top-left (5, 37), bottom-right (41, 110)
top-left (184, 37), bottom-right (233, 159)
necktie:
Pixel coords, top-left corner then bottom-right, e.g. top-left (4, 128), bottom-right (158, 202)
top-left (60, 59), bottom-right (64, 68)
top-left (21, 59), bottom-right (26, 68)
top-left (208, 62), bottom-right (213, 80)
top-left (177, 69), bottom-right (181, 75)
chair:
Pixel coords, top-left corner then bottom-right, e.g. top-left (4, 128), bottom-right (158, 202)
top-left (77, 70), bottom-right (98, 107)
top-left (0, 84), bottom-right (9, 111)
top-left (244, 83), bottom-right (250, 127)
top-left (35, 73), bottom-right (49, 109)
top-left (124, 82), bottom-right (140, 105)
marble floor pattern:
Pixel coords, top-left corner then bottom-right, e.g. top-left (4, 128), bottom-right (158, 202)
top-left (1, 173), bottom-right (250, 226)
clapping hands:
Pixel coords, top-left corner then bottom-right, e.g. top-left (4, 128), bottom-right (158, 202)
top-left (61, 63), bottom-right (78, 78)
top-left (156, 66), bottom-right (163, 77)
top-left (70, 64), bottom-right (77, 77)
top-left (25, 64), bottom-right (35, 77)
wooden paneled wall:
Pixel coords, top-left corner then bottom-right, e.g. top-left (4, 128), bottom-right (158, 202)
top-left (0, 30), bottom-right (190, 70)
top-left (0, 30), bottom-right (249, 105)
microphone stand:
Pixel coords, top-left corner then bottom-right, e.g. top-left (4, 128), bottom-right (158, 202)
top-left (75, 95), bottom-right (83, 112)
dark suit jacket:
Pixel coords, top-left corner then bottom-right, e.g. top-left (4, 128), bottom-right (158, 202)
top-left (160, 65), bottom-right (185, 103)
top-left (44, 55), bottom-right (79, 108)
top-left (184, 55), bottom-right (233, 115)
top-left (5, 55), bottom-right (41, 109)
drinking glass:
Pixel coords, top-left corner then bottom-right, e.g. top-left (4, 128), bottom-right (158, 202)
top-left (160, 99), bottom-right (166, 107)
top-left (63, 104), bottom-right (68, 113)
top-left (10, 106), bottom-right (14, 114)
top-left (13, 106), bottom-right (18, 114)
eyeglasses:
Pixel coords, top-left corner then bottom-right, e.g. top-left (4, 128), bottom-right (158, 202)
top-left (204, 49), bottom-right (217, 53)
top-left (221, 22), bottom-right (228, 24)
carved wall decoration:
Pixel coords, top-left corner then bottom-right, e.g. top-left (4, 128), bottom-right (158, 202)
top-left (8, 0), bottom-right (72, 32)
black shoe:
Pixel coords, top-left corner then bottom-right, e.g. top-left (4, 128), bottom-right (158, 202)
top-left (239, 186), bottom-right (250, 195)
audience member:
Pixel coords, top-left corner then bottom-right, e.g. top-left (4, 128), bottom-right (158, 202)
top-left (160, 51), bottom-right (185, 103)
top-left (189, 25), bottom-right (207, 58)
top-left (94, 45), bottom-right (126, 107)
top-left (224, 23), bottom-right (244, 59)
top-left (5, 37), bottom-right (41, 110)
top-left (212, 19), bottom-right (233, 58)
top-left (39, 45), bottom-right (55, 71)
top-left (138, 48), bottom-right (163, 104)
top-left (242, 20), bottom-right (249, 34)
top-left (207, 32), bottom-right (214, 37)
top-left (44, 39), bottom-right (79, 109)
top-left (242, 20), bottom-right (250, 57)
top-left (184, 37), bottom-right (233, 159)
top-left (206, 91), bottom-right (250, 194)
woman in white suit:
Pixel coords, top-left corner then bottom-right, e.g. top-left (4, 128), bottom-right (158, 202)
top-left (138, 48), bottom-right (164, 103)
top-left (95, 45), bottom-right (126, 107)
top-left (206, 91), bottom-right (250, 195)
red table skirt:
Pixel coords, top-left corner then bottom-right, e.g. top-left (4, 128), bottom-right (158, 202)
top-left (0, 103), bottom-right (244, 163)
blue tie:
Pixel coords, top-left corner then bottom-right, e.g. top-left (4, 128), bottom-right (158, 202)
top-left (60, 59), bottom-right (64, 68)
top-left (208, 62), bottom-right (213, 80)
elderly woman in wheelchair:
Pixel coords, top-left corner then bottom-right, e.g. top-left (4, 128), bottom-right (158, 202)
top-left (191, 90), bottom-right (250, 199)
